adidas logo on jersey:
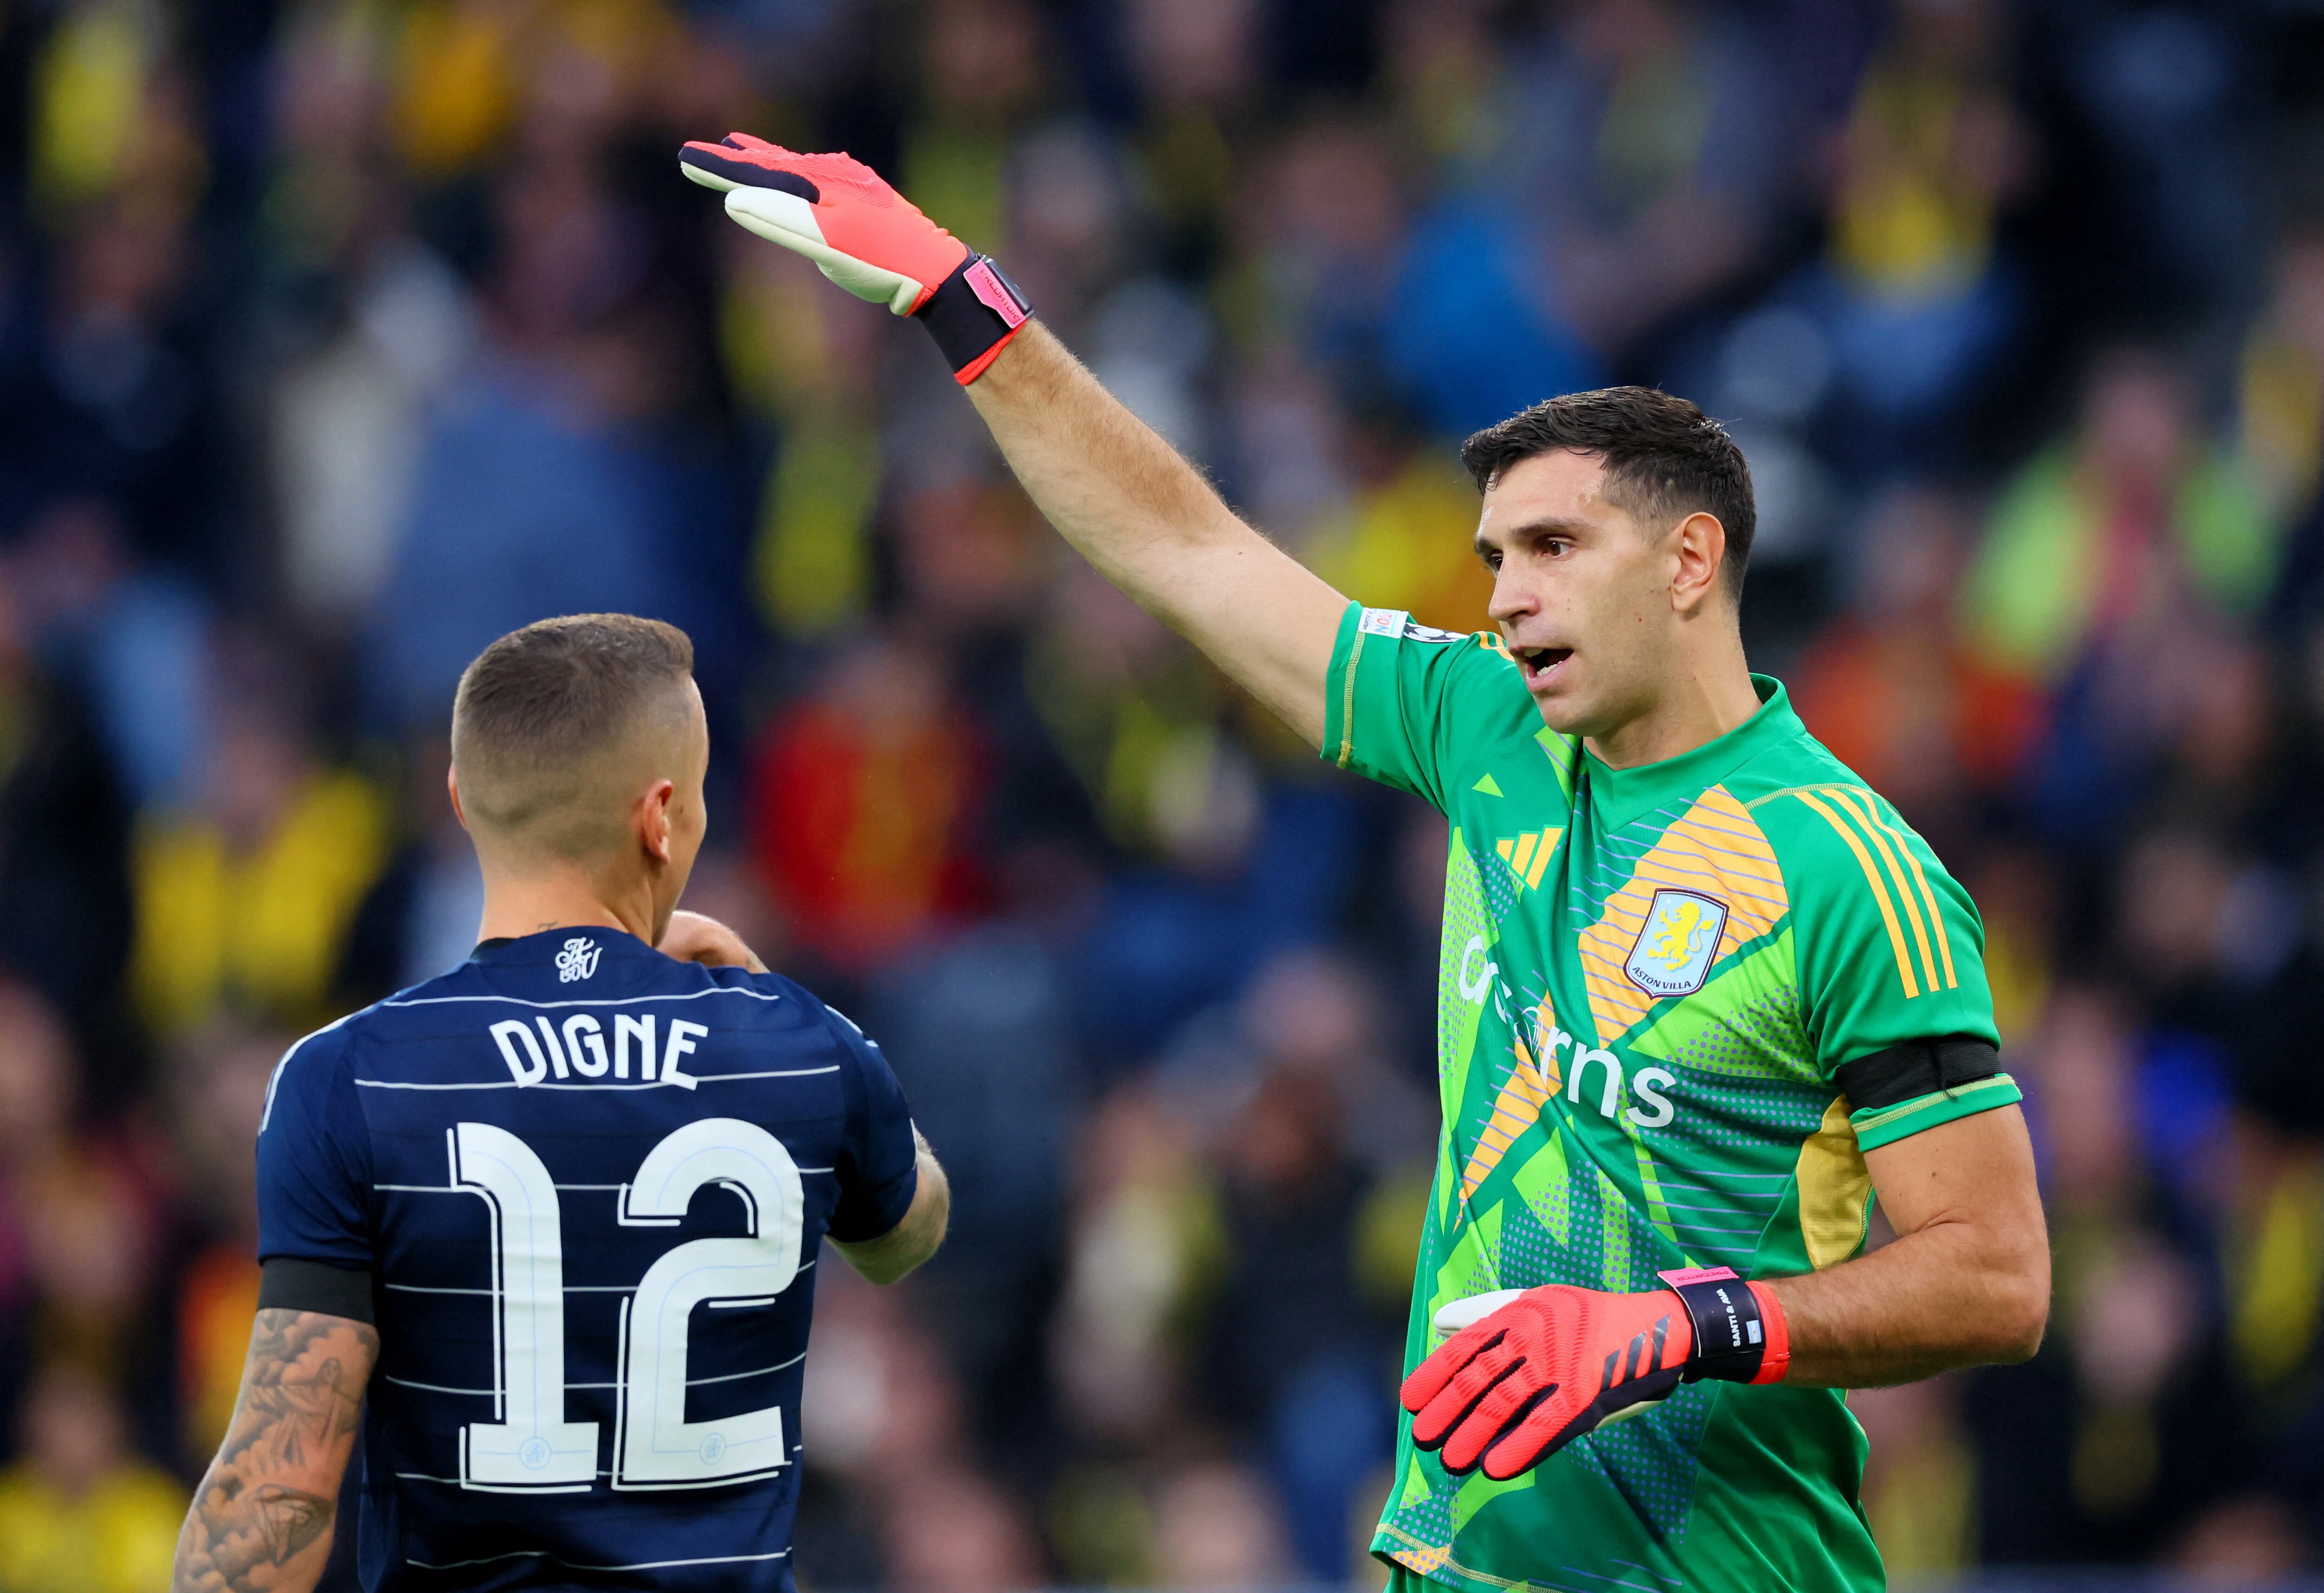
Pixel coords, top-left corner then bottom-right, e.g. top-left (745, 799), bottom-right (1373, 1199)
top-left (556, 936), bottom-right (602, 982)
top-left (1494, 829), bottom-right (1563, 892)
top-left (1458, 935), bottom-right (1678, 1132)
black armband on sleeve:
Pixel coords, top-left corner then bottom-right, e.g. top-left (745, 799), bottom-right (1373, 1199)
top-left (257, 1256), bottom-right (378, 1325)
top-left (1835, 1036), bottom-right (2002, 1112)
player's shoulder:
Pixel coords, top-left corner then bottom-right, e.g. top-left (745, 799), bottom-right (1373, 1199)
top-left (1352, 608), bottom-right (1528, 690)
top-left (1729, 735), bottom-right (1974, 927)
top-left (351, 930), bottom-right (852, 1068)
top-left (639, 954), bottom-right (880, 1066)
top-left (387, 927), bottom-right (798, 1006)
top-left (1729, 732), bottom-right (1872, 832)
top-left (1736, 764), bottom-right (1885, 862)
top-left (778, 978), bottom-right (887, 1065)
top-left (1349, 610), bottom-right (1539, 744)
top-left (718, 961), bottom-right (865, 1045)
top-left (257, 1005), bottom-right (375, 1133)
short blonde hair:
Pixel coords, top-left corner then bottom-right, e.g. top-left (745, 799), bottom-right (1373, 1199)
top-left (451, 614), bottom-right (697, 856)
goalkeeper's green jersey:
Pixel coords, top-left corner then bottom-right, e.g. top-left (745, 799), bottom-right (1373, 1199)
top-left (1323, 605), bottom-right (2019, 1593)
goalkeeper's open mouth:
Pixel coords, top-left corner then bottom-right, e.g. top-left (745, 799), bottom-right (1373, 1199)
top-left (1514, 644), bottom-right (1574, 690)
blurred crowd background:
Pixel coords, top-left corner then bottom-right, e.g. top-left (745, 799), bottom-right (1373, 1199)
top-left (2, 0), bottom-right (2324, 1587)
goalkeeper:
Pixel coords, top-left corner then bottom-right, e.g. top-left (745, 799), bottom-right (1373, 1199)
top-left (680, 135), bottom-right (2049, 1593)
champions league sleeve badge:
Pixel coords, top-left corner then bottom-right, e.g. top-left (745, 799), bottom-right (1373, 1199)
top-left (1355, 608), bottom-right (1468, 644)
top-left (1624, 889), bottom-right (1730, 999)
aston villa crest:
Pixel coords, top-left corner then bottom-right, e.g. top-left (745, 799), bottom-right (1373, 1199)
top-left (1623, 889), bottom-right (1728, 999)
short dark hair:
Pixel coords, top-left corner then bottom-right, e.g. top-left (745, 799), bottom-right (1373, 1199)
top-left (451, 614), bottom-right (696, 851)
top-left (1459, 387), bottom-right (1756, 596)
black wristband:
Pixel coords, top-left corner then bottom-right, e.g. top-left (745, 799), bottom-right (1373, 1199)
top-left (915, 253), bottom-right (1031, 382)
top-left (1657, 1266), bottom-right (1768, 1384)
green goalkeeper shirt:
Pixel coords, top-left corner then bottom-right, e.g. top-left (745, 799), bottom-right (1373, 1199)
top-left (1324, 605), bottom-right (2020, 1593)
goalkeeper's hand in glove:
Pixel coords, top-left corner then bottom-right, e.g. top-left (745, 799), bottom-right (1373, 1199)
top-left (678, 132), bottom-right (1031, 385)
top-left (1401, 1266), bottom-right (1790, 1480)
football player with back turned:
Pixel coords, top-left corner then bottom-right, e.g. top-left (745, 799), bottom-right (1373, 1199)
top-left (171, 613), bottom-right (950, 1591)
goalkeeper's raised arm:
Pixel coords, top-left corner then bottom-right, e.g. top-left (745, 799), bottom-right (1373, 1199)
top-left (686, 136), bottom-right (2053, 1593)
top-left (678, 134), bottom-right (1347, 746)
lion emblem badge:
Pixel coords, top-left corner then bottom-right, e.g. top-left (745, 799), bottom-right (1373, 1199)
top-left (1623, 889), bottom-right (1728, 999)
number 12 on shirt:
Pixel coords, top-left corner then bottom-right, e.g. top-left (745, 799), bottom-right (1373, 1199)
top-left (449, 1118), bottom-right (805, 1493)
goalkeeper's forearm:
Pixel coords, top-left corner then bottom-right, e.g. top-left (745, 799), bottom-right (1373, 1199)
top-left (966, 323), bottom-right (1344, 748)
top-left (1762, 1105), bottom-right (2049, 1387)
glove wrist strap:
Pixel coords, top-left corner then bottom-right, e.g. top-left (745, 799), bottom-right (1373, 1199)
top-left (1657, 1267), bottom-right (1788, 1385)
top-left (916, 253), bottom-right (1032, 384)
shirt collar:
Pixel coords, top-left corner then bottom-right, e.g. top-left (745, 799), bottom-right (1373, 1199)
top-left (1580, 675), bottom-right (1800, 829)
top-left (469, 926), bottom-right (653, 962)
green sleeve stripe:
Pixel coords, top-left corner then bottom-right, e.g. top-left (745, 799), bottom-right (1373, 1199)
top-left (1849, 1074), bottom-right (2022, 1152)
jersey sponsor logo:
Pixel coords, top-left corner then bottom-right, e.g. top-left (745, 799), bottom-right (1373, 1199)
top-left (1357, 606), bottom-right (1409, 638)
top-left (556, 936), bottom-right (603, 983)
top-left (1521, 1012), bottom-right (1679, 1130)
top-left (1454, 964), bottom-right (1679, 1191)
top-left (1623, 889), bottom-right (1729, 999)
top-left (1457, 936), bottom-right (1502, 1009)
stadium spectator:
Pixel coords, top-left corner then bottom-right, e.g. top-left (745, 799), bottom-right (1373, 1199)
top-left (1789, 0), bottom-right (2032, 470)
top-left (1962, 349), bottom-right (2280, 843)
top-left (127, 661), bottom-right (389, 1041)
top-left (0, 1360), bottom-right (184, 1593)
top-left (0, 542), bottom-right (134, 1047)
top-left (1790, 485), bottom-right (2042, 831)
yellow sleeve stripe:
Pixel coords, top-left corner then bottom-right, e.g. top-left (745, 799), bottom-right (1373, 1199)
top-left (1798, 783), bottom-right (1959, 993)
top-left (1336, 624), bottom-right (1365, 770)
top-left (1789, 790), bottom-right (1920, 998)
top-left (1823, 787), bottom-right (1939, 994)
top-left (1857, 795), bottom-right (1958, 990)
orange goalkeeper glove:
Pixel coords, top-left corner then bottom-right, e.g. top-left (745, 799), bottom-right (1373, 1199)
top-left (1402, 1266), bottom-right (1789, 1480)
top-left (678, 132), bottom-right (1031, 385)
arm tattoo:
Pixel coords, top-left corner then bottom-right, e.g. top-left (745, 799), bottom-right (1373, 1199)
top-left (173, 1308), bottom-right (379, 1593)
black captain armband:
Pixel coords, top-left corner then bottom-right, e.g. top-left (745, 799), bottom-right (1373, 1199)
top-left (257, 1256), bottom-right (378, 1325)
top-left (1835, 1035), bottom-right (2002, 1113)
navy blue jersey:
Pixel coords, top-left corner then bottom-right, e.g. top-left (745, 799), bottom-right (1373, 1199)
top-left (256, 928), bottom-right (919, 1591)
